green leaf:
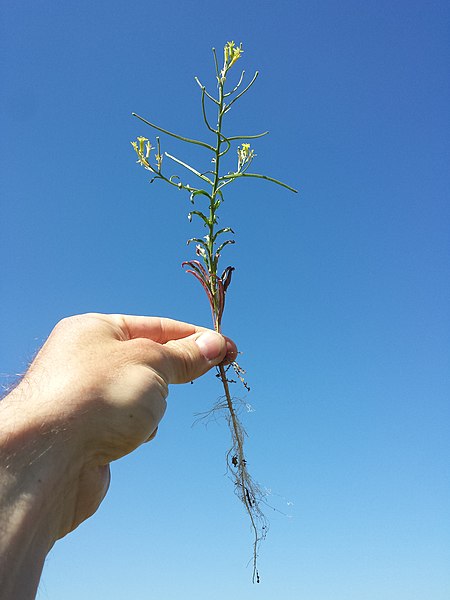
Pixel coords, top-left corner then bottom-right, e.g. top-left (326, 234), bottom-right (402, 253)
top-left (165, 153), bottom-right (214, 186)
top-left (132, 113), bottom-right (215, 151)
top-left (223, 71), bottom-right (259, 114)
top-left (213, 227), bottom-right (235, 242)
top-left (187, 238), bottom-right (209, 250)
top-left (227, 131), bottom-right (269, 141)
top-left (216, 239), bottom-right (235, 254)
top-left (189, 189), bottom-right (212, 204)
top-left (221, 171), bottom-right (298, 193)
top-left (188, 210), bottom-right (210, 225)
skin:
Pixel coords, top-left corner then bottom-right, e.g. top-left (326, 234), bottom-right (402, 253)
top-left (0, 313), bottom-right (237, 599)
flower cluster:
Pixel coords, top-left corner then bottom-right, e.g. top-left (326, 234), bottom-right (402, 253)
top-left (220, 41), bottom-right (243, 81)
top-left (131, 136), bottom-right (152, 169)
top-left (237, 143), bottom-right (255, 171)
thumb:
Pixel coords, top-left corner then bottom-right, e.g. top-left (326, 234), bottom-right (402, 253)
top-left (161, 330), bottom-right (232, 384)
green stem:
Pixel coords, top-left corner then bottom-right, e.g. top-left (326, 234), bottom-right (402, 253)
top-left (208, 77), bottom-right (226, 329)
top-left (209, 68), bottom-right (263, 583)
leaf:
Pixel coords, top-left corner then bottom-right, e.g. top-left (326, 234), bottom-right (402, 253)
top-left (216, 239), bottom-right (235, 254)
top-left (188, 210), bottom-right (209, 225)
top-left (184, 270), bottom-right (214, 306)
top-left (221, 266), bottom-right (235, 292)
top-left (187, 237), bottom-right (209, 249)
top-left (189, 189), bottom-right (212, 205)
top-left (223, 71), bottom-right (259, 114)
top-left (182, 260), bottom-right (209, 281)
top-left (227, 131), bottom-right (269, 142)
top-left (132, 112), bottom-right (215, 151)
top-left (165, 153), bottom-right (214, 186)
top-left (213, 227), bottom-right (235, 242)
top-left (221, 171), bottom-right (298, 193)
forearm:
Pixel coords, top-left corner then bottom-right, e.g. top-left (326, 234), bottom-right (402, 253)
top-left (0, 479), bottom-right (52, 599)
top-left (0, 386), bottom-right (74, 599)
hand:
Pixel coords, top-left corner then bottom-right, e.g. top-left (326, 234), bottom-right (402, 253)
top-left (0, 313), bottom-right (237, 598)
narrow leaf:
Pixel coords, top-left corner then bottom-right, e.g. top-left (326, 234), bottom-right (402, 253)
top-left (216, 239), bottom-right (236, 255)
top-left (227, 131), bottom-right (269, 141)
top-left (165, 152), bottom-right (214, 186)
top-left (221, 172), bottom-right (298, 193)
top-left (132, 113), bottom-right (215, 151)
top-left (223, 71), bottom-right (259, 113)
top-left (213, 227), bottom-right (235, 242)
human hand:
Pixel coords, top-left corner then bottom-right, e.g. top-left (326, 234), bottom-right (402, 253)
top-left (0, 313), bottom-right (236, 597)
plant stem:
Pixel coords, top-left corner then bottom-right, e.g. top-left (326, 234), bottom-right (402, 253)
top-left (209, 74), bottom-right (263, 585)
top-left (208, 78), bottom-right (225, 328)
top-left (131, 46), bottom-right (283, 582)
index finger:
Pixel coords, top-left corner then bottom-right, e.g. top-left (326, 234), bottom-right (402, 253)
top-left (111, 314), bottom-right (206, 344)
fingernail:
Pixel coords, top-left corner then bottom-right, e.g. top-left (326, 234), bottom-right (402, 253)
top-left (195, 331), bottom-right (224, 362)
top-left (145, 426), bottom-right (158, 443)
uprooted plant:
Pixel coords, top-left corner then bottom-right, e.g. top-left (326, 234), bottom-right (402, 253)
top-left (131, 41), bottom-right (297, 583)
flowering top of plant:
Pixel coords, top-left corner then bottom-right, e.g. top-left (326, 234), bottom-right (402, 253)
top-left (131, 41), bottom-right (297, 584)
top-left (221, 41), bottom-right (243, 81)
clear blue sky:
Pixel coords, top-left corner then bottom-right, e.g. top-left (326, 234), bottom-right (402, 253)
top-left (1, 1), bottom-right (449, 598)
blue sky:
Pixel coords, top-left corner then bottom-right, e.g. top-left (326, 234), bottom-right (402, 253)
top-left (1, 1), bottom-right (449, 598)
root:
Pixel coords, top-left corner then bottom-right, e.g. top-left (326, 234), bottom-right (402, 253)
top-left (218, 363), bottom-right (268, 584)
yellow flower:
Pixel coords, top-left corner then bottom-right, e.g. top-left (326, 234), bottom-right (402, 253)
top-left (137, 136), bottom-right (151, 158)
top-left (220, 41), bottom-right (243, 81)
top-left (224, 41), bottom-right (243, 68)
top-left (131, 136), bottom-right (152, 169)
top-left (237, 142), bottom-right (255, 171)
